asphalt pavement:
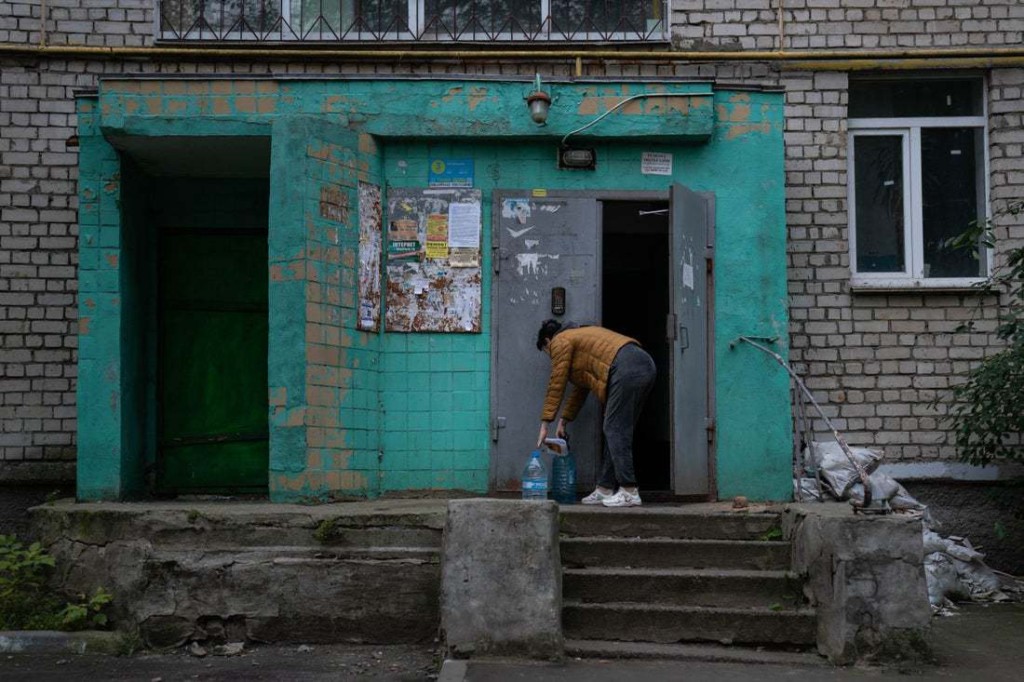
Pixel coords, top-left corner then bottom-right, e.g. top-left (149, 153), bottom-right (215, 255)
top-left (0, 603), bottom-right (1021, 681)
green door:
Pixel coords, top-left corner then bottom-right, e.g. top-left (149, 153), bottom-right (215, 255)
top-left (157, 229), bottom-right (269, 493)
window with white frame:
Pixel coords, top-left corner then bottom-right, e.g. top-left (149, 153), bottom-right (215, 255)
top-left (157, 1), bottom-right (668, 42)
top-left (848, 78), bottom-right (989, 285)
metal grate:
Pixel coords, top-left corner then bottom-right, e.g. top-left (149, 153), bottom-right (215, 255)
top-left (157, 1), bottom-right (668, 42)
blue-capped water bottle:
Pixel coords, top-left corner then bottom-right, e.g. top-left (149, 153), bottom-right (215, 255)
top-left (546, 438), bottom-right (576, 505)
top-left (521, 450), bottom-right (548, 501)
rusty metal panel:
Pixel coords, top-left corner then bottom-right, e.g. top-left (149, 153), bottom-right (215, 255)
top-left (357, 181), bottom-right (382, 332)
top-left (385, 188), bottom-right (482, 333)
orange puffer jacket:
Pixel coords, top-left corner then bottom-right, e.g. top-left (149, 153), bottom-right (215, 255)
top-left (541, 326), bottom-right (638, 422)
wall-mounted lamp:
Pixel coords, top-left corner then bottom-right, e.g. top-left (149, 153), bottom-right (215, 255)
top-left (525, 74), bottom-right (551, 126)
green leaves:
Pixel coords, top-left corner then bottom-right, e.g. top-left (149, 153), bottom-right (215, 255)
top-left (0, 535), bottom-right (56, 601)
top-left (0, 535), bottom-right (113, 631)
top-left (58, 588), bottom-right (114, 630)
top-left (940, 200), bottom-right (1024, 468)
top-left (948, 344), bottom-right (1024, 468)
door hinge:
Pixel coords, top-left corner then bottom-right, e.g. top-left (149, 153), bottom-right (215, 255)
top-left (665, 313), bottom-right (677, 342)
top-left (705, 246), bottom-right (714, 273)
top-left (492, 246), bottom-right (501, 274)
top-left (491, 416), bottom-right (507, 442)
top-left (705, 417), bottom-right (716, 443)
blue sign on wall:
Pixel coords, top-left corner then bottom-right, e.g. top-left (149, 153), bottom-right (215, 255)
top-left (429, 158), bottom-right (474, 188)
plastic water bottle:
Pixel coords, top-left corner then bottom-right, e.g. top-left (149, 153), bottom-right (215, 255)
top-left (521, 450), bottom-right (548, 501)
top-left (546, 438), bottom-right (577, 505)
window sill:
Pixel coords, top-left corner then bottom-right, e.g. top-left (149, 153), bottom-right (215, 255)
top-left (849, 276), bottom-right (989, 293)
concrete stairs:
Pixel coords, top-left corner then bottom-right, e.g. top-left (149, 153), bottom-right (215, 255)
top-left (560, 506), bottom-right (821, 663)
top-left (32, 500), bottom-right (448, 647)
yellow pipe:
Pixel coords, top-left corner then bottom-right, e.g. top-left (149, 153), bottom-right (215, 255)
top-left (787, 56), bottom-right (1024, 71)
top-left (3, 42), bottom-right (1024, 69)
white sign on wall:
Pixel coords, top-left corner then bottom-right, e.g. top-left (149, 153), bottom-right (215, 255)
top-left (641, 152), bottom-right (673, 176)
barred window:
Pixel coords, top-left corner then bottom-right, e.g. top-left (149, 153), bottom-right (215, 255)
top-left (158, 0), bottom-right (667, 41)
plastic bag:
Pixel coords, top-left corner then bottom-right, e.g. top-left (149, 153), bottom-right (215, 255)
top-left (846, 471), bottom-right (902, 505)
top-left (793, 477), bottom-right (823, 501)
top-left (925, 552), bottom-right (969, 606)
top-left (806, 441), bottom-right (883, 498)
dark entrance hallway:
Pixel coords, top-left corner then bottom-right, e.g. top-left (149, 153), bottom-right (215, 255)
top-left (601, 201), bottom-right (672, 492)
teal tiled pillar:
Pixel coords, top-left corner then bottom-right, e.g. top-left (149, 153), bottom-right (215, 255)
top-left (75, 96), bottom-right (143, 500)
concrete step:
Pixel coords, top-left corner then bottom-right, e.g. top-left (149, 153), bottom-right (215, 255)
top-left (562, 602), bottom-right (817, 647)
top-left (561, 537), bottom-right (790, 570)
top-left (32, 500), bottom-right (445, 551)
top-left (562, 568), bottom-right (804, 609)
top-left (564, 639), bottom-right (826, 666)
top-left (560, 507), bottom-right (782, 541)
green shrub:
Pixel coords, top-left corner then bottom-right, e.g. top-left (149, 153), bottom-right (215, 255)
top-left (943, 200), bottom-right (1024, 468)
top-left (0, 535), bottom-right (113, 631)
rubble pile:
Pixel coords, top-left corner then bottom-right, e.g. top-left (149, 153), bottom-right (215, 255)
top-left (794, 441), bottom-right (1012, 611)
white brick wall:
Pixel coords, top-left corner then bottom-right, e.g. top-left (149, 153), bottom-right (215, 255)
top-left (671, 0), bottom-right (1024, 50)
top-left (2, 0), bottom-right (1023, 481)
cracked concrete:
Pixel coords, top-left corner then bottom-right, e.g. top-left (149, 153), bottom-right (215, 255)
top-left (30, 499), bottom-right (448, 648)
top-left (783, 503), bottom-right (932, 665)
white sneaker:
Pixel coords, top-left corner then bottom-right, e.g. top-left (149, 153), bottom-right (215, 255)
top-left (602, 489), bottom-right (642, 507)
top-left (581, 488), bottom-right (615, 505)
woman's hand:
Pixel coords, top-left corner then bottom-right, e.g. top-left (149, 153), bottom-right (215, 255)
top-left (556, 418), bottom-right (568, 439)
top-left (537, 422), bottom-right (550, 448)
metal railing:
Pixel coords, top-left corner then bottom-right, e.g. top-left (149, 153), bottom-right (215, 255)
top-left (157, 1), bottom-right (668, 42)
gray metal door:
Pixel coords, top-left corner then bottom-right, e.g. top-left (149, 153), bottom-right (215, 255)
top-left (490, 193), bottom-right (601, 492)
top-left (670, 184), bottom-right (714, 495)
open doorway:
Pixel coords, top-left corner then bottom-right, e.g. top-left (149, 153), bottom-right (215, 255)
top-left (115, 136), bottom-right (271, 495)
top-left (601, 201), bottom-right (672, 493)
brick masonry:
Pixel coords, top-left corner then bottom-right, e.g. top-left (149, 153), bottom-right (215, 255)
top-left (2, 1), bottom-right (1024, 483)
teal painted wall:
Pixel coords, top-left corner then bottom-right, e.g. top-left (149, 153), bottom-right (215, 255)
top-left (77, 97), bottom-right (135, 501)
top-left (77, 79), bottom-right (792, 502)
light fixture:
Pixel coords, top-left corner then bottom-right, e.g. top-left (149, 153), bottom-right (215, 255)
top-left (558, 145), bottom-right (596, 171)
top-left (525, 74), bottom-right (551, 126)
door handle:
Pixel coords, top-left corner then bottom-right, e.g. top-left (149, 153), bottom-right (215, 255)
top-left (679, 326), bottom-right (689, 352)
top-left (491, 416), bottom-right (507, 442)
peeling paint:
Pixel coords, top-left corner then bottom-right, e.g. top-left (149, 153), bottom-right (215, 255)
top-left (725, 121), bottom-right (773, 140)
top-left (357, 182), bottom-right (382, 332)
top-left (319, 185), bottom-right (349, 224)
top-left (515, 253), bottom-right (560, 277)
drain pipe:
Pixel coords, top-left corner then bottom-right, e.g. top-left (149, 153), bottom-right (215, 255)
top-left (38, 0), bottom-right (47, 47)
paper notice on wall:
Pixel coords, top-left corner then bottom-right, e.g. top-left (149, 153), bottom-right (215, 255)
top-left (450, 248), bottom-right (480, 268)
top-left (389, 217), bottom-right (419, 241)
top-left (387, 240), bottom-right (420, 262)
top-left (426, 241), bottom-right (449, 260)
top-left (642, 152), bottom-right (673, 176)
top-left (448, 201), bottom-right (481, 248)
top-left (426, 213), bottom-right (448, 241)
top-left (683, 262), bottom-right (694, 290)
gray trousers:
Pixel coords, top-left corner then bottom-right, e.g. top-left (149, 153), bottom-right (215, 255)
top-left (598, 343), bottom-right (657, 489)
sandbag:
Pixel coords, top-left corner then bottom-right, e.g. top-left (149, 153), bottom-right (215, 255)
top-left (806, 441), bottom-right (883, 498)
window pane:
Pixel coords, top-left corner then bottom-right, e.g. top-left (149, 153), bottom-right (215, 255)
top-left (849, 79), bottom-right (983, 118)
top-left (423, 0), bottom-right (543, 37)
top-left (551, 1), bottom-right (660, 36)
top-left (921, 128), bottom-right (985, 278)
top-left (294, 0), bottom-right (409, 36)
top-left (160, 1), bottom-right (282, 35)
top-left (854, 136), bottom-right (906, 274)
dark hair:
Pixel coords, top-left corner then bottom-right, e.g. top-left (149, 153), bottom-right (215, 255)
top-left (536, 319), bottom-right (563, 351)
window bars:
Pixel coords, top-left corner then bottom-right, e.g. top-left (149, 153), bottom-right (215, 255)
top-left (157, 0), bottom-right (668, 42)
